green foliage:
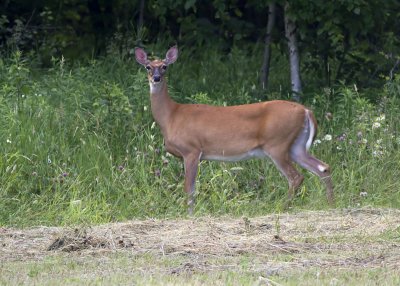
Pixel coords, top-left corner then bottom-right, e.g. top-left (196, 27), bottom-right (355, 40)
top-left (2, 0), bottom-right (398, 89)
top-left (169, 44), bottom-right (286, 104)
top-left (287, 0), bottom-right (400, 87)
top-left (308, 84), bottom-right (400, 208)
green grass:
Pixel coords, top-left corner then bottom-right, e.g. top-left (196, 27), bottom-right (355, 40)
top-left (2, 253), bottom-right (398, 286)
top-left (0, 48), bottom-right (400, 226)
top-left (0, 254), bottom-right (255, 286)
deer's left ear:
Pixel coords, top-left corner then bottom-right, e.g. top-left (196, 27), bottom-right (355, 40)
top-left (135, 47), bottom-right (149, 66)
top-left (164, 46), bottom-right (178, 65)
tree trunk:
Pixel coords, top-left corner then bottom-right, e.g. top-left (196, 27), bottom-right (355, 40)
top-left (284, 2), bottom-right (302, 102)
top-left (260, 3), bottom-right (276, 92)
top-left (137, 0), bottom-right (145, 44)
top-left (323, 54), bottom-right (331, 87)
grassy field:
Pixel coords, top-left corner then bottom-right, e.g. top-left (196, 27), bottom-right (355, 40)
top-left (1, 208), bottom-right (400, 285)
top-left (0, 46), bottom-right (399, 284)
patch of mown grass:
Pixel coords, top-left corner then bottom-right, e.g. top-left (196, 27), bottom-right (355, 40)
top-left (1, 252), bottom-right (399, 286)
top-left (379, 226), bottom-right (400, 242)
top-left (1, 210), bottom-right (399, 285)
top-left (273, 268), bottom-right (400, 286)
top-left (0, 254), bottom-right (258, 286)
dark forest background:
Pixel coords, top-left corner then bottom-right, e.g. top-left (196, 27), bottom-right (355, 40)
top-left (1, 0), bottom-right (400, 94)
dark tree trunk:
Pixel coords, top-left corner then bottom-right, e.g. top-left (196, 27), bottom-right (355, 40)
top-left (389, 59), bottom-right (400, 81)
top-left (137, 0), bottom-right (145, 45)
top-left (335, 35), bottom-right (350, 83)
top-left (323, 54), bottom-right (331, 87)
top-left (138, 0), bottom-right (145, 29)
top-left (284, 2), bottom-right (302, 102)
top-left (260, 2), bottom-right (276, 92)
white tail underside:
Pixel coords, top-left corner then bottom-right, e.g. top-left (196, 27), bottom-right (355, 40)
top-left (305, 109), bottom-right (315, 151)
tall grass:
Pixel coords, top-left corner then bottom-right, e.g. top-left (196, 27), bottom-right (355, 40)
top-left (0, 48), bottom-right (399, 227)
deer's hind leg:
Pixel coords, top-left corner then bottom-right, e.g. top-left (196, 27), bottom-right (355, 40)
top-left (290, 116), bottom-right (334, 205)
top-left (265, 146), bottom-right (304, 203)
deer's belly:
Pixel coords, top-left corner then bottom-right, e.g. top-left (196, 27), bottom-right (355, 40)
top-left (201, 148), bottom-right (266, 162)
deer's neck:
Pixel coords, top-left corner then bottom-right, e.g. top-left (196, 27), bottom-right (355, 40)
top-left (149, 80), bottom-right (177, 134)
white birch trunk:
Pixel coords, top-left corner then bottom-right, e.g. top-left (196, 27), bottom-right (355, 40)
top-left (284, 2), bottom-right (302, 102)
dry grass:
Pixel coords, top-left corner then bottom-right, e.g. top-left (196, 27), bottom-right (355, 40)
top-left (1, 208), bottom-right (400, 285)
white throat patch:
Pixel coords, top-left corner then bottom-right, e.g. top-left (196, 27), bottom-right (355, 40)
top-left (150, 82), bottom-right (163, 94)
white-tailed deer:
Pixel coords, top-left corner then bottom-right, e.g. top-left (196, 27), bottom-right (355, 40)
top-left (135, 46), bottom-right (334, 214)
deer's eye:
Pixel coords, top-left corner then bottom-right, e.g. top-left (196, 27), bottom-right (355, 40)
top-left (145, 66), bottom-right (151, 71)
top-left (161, 65), bottom-right (167, 71)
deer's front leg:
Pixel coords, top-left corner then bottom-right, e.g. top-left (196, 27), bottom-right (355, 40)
top-left (183, 152), bottom-right (201, 215)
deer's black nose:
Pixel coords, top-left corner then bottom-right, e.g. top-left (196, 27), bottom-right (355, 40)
top-left (153, 75), bottom-right (161, 82)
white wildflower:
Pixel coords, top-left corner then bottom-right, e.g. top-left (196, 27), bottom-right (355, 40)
top-left (372, 122), bottom-right (381, 129)
top-left (313, 139), bottom-right (322, 146)
top-left (359, 192), bottom-right (368, 197)
top-left (323, 134), bottom-right (332, 141)
top-left (372, 150), bottom-right (384, 157)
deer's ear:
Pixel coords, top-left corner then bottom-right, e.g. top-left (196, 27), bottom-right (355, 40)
top-left (135, 47), bottom-right (148, 66)
top-left (164, 46), bottom-right (178, 65)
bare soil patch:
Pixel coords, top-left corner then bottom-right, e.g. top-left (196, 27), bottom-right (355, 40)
top-left (1, 208), bottom-right (400, 275)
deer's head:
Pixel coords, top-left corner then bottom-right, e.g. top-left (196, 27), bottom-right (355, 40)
top-left (135, 46), bottom-right (178, 85)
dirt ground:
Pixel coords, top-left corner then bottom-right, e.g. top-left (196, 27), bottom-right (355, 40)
top-left (1, 208), bottom-right (400, 278)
